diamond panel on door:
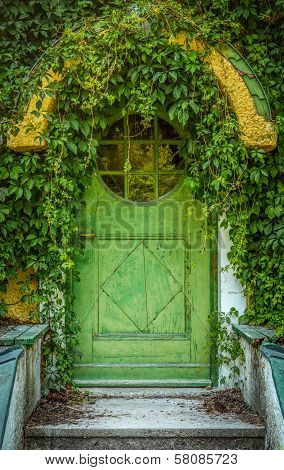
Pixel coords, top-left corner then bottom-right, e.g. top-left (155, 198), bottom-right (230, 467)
top-left (98, 240), bottom-right (188, 335)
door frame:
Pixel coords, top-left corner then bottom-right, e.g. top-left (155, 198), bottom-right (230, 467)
top-left (70, 110), bottom-right (219, 387)
top-left (209, 223), bottom-right (219, 386)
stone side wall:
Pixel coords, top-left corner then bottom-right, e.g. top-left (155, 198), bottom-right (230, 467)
top-left (218, 226), bottom-right (283, 448)
top-left (1, 340), bottom-right (42, 449)
top-left (238, 338), bottom-right (284, 450)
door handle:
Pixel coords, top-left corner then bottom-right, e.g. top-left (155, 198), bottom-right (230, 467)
top-left (80, 233), bottom-right (96, 238)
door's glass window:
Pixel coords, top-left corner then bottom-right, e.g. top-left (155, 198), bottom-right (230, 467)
top-left (98, 144), bottom-right (124, 172)
top-left (128, 175), bottom-right (155, 201)
top-left (98, 115), bottom-right (184, 202)
top-left (129, 143), bottom-right (155, 171)
top-left (159, 175), bottom-right (181, 197)
top-left (157, 117), bottom-right (179, 140)
top-left (101, 175), bottom-right (124, 198)
top-left (128, 115), bottom-right (154, 140)
top-left (158, 145), bottom-right (183, 170)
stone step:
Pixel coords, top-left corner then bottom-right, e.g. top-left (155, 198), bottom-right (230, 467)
top-left (25, 388), bottom-right (265, 450)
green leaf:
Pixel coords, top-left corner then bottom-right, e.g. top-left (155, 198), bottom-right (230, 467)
top-left (159, 73), bottom-right (167, 84)
top-left (156, 90), bottom-right (166, 105)
top-left (169, 71), bottom-right (177, 82)
top-left (15, 187), bottom-right (23, 200)
top-left (130, 69), bottom-right (139, 83)
top-left (24, 187), bottom-right (32, 201)
top-left (178, 108), bottom-right (189, 126)
top-left (189, 100), bottom-right (199, 114)
top-left (78, 141), bottom-right (87, 152)
top-left (153, 71), bottom-right (161, 82)
top-left (169, 103), bottom-right (178, 121)
top-left (187, 50), bottom-right (197, 62)
top-left (173, 86), bottom-right (181, 100)
top-left (66, 142), bottom-right (77, 155)
top-left (0, 168), bottom-right (9, 180)
top-left (70, 119), bottom-right (79, 132)
top-left (26, 233), bottom-right (37, 241)
top-left (80, 121), bottom-right (91, 139)
top-left (250, 222), bottom-right (257, 234)
top-left (89, 139), bottom-right (98, 155)
top-left (10, 166), bottom-right (23, 180)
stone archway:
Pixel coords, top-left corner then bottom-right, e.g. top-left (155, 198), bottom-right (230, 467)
top-left (7, 36), bottom-right (277, 153)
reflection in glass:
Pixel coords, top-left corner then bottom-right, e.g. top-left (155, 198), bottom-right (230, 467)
top-left (129, 144), bottom-right (154, 171)
top-left (101, 175), bottom-right (124, 198)
top-left (102, 119), bottom-right (124, 140)
top-left (158, 145), bottom-right (184, 171)
top-left (159, 175), bottom-right (181, 197)
top-left (128, 115), bottom-right (153, 140)
top-left (158, 118), bottom-right (179, 140)
top-left (97, 145), bottom-right (124, 171)
top-left (128, 175), bottom-right (155, 202)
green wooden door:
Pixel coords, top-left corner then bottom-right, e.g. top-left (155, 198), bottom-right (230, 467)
top-left (73, 115), bottom-right (212, 386)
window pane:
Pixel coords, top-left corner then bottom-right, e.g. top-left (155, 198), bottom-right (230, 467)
top-left (97, 145), bottom-right (124, 171)
top-left (158, 118), bottom-right (179, 140)
top-left (158, 145), bottom-right (184, 171)
top-left (128, 175), bottom-right (155, 202)
top-left (128, 143), bottom-right (155, 171)
top-left (159, 175), bottom-right (181, 197)
top-left (97, 115), bottom-right (183, 202)
top-left (127, 115), bottom-right (153, 140)
top-left (102, 118), bottom-right (124, 140)
top-left (101, 175), bottom-right (124, 198)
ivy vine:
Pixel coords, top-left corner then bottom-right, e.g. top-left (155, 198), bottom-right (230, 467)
top-left (0, 0), bottom-right (283, 389)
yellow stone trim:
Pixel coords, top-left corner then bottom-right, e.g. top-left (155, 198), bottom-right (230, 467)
top-left (7, 70), bottom-right (62, 152)
top-left (7, 35), bottom-right (277, 153)
top-left (175, 34), bottom-right (277, 152)
top-left (209, 48), bottom-right (277, 151)
top-left (0, 269), bottom-right (38, 322)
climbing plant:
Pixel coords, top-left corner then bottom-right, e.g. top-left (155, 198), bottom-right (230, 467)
top-left (0, 0), bottom-right (283, 389)
top-left (209, 308), bottom-right (245, 386)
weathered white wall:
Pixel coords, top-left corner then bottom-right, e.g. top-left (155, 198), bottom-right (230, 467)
top-left (218, 225), bottom-right (246, 386)
top-left (218, 225), bottom-right (246, 316)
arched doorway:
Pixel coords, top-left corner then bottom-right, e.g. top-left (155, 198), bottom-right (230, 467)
top-left (73, 112), bottom-right (212, 386)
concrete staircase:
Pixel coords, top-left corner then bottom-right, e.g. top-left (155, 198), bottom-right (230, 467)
top-left (25, 388), bottom-right (265, 450)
